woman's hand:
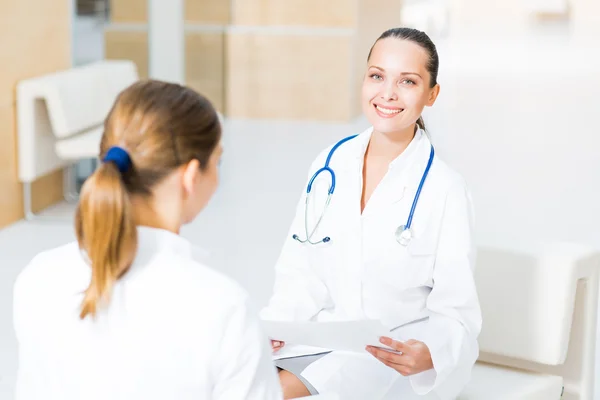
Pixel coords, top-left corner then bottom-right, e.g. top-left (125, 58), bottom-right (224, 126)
top-left (271, 339), bottom-right (285, 353)
top-left (366, 337), bottom-right (433, 376)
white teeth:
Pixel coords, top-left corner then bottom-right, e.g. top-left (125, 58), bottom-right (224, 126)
top-left (376, 105), bottom-right (402, 115)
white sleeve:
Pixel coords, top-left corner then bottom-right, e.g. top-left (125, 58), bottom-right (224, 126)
top-left (14, 339), bottom-right (44, 400)
top-left (260, 156), bottom-right (332, 322)
top-left (13, 256), bottom-right (45, 400)
top-left (211, 295), bottom-right (283, 400)
top-left (409, 181), bottom-right (482, 398)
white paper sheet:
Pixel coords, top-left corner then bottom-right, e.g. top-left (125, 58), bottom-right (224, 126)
top-left (261, 319), bottom-right (399, 357)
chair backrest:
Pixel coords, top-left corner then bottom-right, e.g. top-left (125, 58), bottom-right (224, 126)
top-left (17, 60), bottom-right (138, 182)
top-left (42, 60), bottom-right (138, 138)
top-left (475, 242), bottom-right (600, 399)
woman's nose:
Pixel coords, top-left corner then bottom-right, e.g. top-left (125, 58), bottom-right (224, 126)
top-left (379, 83), bottom-right (398, 101)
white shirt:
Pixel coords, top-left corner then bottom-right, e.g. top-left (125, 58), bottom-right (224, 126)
top-left (13, 226), bottom-right (282, 400)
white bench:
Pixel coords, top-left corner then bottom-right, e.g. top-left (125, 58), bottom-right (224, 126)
top-left (460, 242), bottom-right (600, 399)
top-left (16, 60), bottom-right (138, 219)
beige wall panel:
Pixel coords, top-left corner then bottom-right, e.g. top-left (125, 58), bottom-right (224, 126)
top-left (0, 106), bottom-right (16, 176)
top-left (0, 0), bottom-right (70, 107)
top-left (232, 0), bottom-right (356, 27)
top-left (110, 0), bottom-right (231, 24)
top-left (0, 170), bottom-right (22, 228)
top-left (185, 0), bottom-right (230, 24)
top-left (0, 105), bottom-right (20, 226)
top-left (0, 104), bottom-right (22, 217)
top-left (110, 0), bottom-right (147, 23)
top-left (0, 106), bottom-right (64, 227)
top-left (31, 169), bottom-right (64, 214)
top-left (0, 168), bottom-right (65, 227)
top-left (186, 31), bottom-right (225, 112)
top-left (0, 0), bottom-right (70, 227)
top-left (226, 32), bottom-right (354, 120)
top-left (105, 29), bottom-right (149, 79)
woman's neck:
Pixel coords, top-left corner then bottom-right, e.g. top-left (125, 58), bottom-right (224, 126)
top-left (131, 196), bottom-right (181, 235)
top-left (366, 124), bottom-right (417, 162)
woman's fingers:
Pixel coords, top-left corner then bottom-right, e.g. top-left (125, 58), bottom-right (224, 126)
top-left (367, 338), bottom-right (434, 376)
top-left (379, 336), bottom-right (410, 353)
top-left (271, 340), bottom-right (285, 352)
top-left (366, 346), bottom-right (408, 366)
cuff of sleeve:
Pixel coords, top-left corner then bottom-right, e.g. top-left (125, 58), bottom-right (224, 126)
top-left (410, 335), bottom-right (453, 395)
top-left (410, 368), bottom-right (438, 395)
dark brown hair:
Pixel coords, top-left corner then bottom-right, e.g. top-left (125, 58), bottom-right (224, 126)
top-left (76, 80), bottom-right (221, 319)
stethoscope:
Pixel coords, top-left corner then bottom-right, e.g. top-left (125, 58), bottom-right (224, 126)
top-left (292, 134), bottom-right (434, 246)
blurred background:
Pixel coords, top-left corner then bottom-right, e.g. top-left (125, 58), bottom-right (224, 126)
top-left (1, 0), bottom-right (599, 398)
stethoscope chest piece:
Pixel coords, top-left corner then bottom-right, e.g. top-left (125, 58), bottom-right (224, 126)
top-left (395, 225), bottom-right (413, 246)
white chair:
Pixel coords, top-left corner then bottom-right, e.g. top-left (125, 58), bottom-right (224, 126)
top-left (16, 60), bottom-right (138, 219)
top-left (460, 242), bottom-right (600, 400)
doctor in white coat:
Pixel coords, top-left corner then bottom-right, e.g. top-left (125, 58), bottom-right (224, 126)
top-left (261, 28), bottom-right (482, 399)
top-left (13, 81), bottom-right (282, 400)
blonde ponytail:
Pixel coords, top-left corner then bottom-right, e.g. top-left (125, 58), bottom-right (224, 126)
top-left (74, 80), bottom-right (222, 319)
top-left (75, 161), bottom-right (137, 319)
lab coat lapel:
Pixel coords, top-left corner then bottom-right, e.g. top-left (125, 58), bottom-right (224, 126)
top-left (361, 131), bottom-right (432, 219)
top-left (331, 128), bottom-right (372, 213)
top-left (331, 129), bottom-right (370, 319)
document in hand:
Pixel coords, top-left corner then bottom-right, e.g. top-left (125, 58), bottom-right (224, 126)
top-left (261, 319), bottom-right (398, 354)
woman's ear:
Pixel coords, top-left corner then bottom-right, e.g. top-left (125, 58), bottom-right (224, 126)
top-left (427, 84), bottom-right (441, 107)
top-left (181, 159), bottom-right (201, 196)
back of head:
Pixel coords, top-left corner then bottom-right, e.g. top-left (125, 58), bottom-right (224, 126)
top-left (76, 80), bottom-right (221, 319)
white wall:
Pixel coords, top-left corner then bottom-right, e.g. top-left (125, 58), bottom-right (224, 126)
top-left (425, 35), bottom-right (600, 250)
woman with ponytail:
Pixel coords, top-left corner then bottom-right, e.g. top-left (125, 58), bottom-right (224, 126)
top-left (13, 80), bottom-right (282, 400)
top-left (263, 27), bottom-right (480, 399)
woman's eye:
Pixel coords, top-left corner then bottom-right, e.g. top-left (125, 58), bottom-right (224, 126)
top-left (370, 74), bottom-right (383, 80)
top-left (402, 79), bottom-right (416, 85)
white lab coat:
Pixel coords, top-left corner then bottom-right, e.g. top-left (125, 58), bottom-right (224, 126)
top-left (261, 127), bottom-right (482, 399)
top-left (13, 226), bottom-right (282, 400)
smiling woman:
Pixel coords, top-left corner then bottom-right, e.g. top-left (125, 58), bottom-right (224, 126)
top-left (261, 27), bottom-right (481, 400)
top-left (364, 28), bottom-right (440, 133)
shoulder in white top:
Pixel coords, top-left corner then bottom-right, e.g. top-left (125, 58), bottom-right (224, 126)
top-left (13, 226), bottom-right (282, 400)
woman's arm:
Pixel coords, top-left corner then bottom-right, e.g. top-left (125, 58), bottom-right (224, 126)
top-left (13, 254), bottom-right (43, 400)
top-left (369, 180), bottom-right (482, 397)
top-left (212, 294), bottom-right (283, 400)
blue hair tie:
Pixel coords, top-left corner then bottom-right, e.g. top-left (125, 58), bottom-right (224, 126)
top-left (103, 147), bottom-right (131, 173)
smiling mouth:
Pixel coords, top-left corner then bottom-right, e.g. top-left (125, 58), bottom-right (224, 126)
top-left (374, 104), bottom-right (404, 115)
